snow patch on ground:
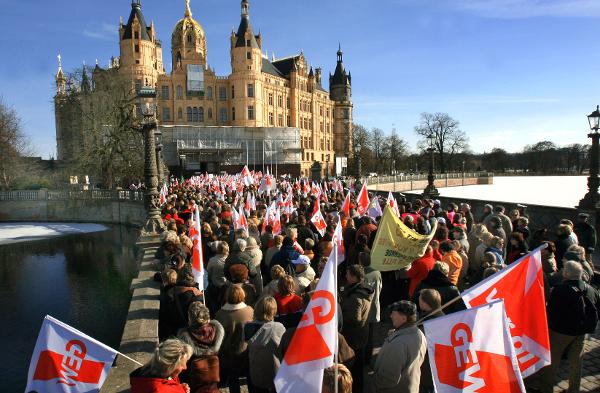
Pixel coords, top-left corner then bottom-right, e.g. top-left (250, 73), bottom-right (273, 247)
top-left (0, 223), bottom-right (109, 245)
top-left (408, 176), bottom-right (586, 208)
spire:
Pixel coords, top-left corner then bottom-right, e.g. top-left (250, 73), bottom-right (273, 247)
top-left (242, 0), bottom-right (249, 18)
top-left (235, 0), bottom-right (259, 48)
top-left (185, 0), bottom-right (192, 18)
top-left (123, 0), bottom-right (151, 41)
top-left (56, 54), bottom-right (64, 78)
top-left (337, 43), bottom-right (343, 63)
top-left (81, 63), bottom-right (91, 94)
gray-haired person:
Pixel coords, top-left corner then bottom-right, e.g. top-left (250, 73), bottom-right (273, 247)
top-left (130, 338), bottom-right (193, 392)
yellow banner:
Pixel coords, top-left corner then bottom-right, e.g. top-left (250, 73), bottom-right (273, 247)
top-left (371, 205), bottom-right (437, 271)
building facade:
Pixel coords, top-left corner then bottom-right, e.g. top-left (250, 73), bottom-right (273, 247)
top-left (55, 0), bottom-right (353, 177)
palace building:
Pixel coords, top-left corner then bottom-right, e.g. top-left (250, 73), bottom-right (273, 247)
top-left (55, 0), bottom-right (353, 177)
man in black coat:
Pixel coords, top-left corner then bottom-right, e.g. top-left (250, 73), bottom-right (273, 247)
top-left (574, 213), bottom-right (597, 263)
top-left (539, 261), bottom-right (600, 393)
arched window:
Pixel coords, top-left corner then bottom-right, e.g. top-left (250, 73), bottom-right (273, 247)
top-left (187, 33), bottom-right (193, 44)
top-left (232, 107), bottom-right (236, 121)
top-left (207, 86), bottom-right (213, 100)
top-left (208, 108), bottom-right (212, 119)
top-left (178, 108), bottom-right (183, 119)
top-left (220, 108), bottom-right (227, 123)
top-left (176, 52), bottom-right (182, 69)
top-left (192, 107), bottom-right (199, 122)
top-left (186, 107), bottom-right (192, 122)
top-left (199, 107), bottom-right (204, 122)
top-left (176, 85), bottom-right (183, 99)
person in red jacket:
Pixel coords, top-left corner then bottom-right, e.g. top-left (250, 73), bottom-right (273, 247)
top-left (398, 245), bottom-right (437, 297)
top-left (274, 275), bottom-right (303, 315)
top-left (130, 338), bottom-right (193, 393)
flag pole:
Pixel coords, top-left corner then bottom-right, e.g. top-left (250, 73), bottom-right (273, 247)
top-left (334, 243), bottom-right (339, 393)
top-left (117, 351), bottom-right (144, 367)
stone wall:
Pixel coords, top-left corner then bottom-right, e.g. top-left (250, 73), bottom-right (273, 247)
top-left (367, 174), bottom-right (493, 193)
top-left (0, 189), bottom-right (146, 227)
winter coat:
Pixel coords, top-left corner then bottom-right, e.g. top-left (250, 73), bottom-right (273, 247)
top-left (241, 246), bottom-right (263, 269)
top-left (177, 321), bottom-right (225, 393)
top-left (274, 292), bottom-right (303, 316)
top-left (413, 270), bottom-right (465, 314)
top-left (340, 282), bottom-right (373, 350)
top-left (442, 250), bottom-right (463, 286)
top-left (224, 251), bottom-right (258, 279)
top-left (364, 266), bottom-right (382, 323)
top-left (547, 279), bottom-right (600, 336)
top-left (244, 321), bottom-right (286, 390)
top-left (405, 253), bottom-right (436, 297)
top-left (130, 366), bottom-right (187, 393)
top-left (294, 265), bottom-right (316, 294)
top-left (207, 254), bottom-right (227, 288)
top-left (271, 245), bottom-right (300, 275)
top-left (264, 245), bottom-right (282, 268)
top-left (574, 222), bottom-right (597, 254)
top-left (373, 324), bottom-right (427, 393)
top-left (214, 303), bottom-right (254, 371)
top-left (555, 234), bottom-right (576, 268)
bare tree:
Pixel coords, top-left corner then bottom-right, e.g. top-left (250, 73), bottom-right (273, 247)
top-left (370, 127), bottom-right (385, 161)
top-left (0, 98), bottom-right (31, 190)
top-left (414, 112), bottom-right (469, 173)
top-left (383, 128), bottom-right (409, 173)
top-left (64, 67), bottom-right (144, 188)
top-left (352, 123), bottom-right (371, 176)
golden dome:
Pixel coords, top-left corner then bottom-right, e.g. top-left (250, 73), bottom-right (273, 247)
top-left (171, 0), bottom-right (205, 46)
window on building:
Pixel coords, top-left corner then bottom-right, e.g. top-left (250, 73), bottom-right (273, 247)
top-left (343, 108), bottom-right (350, 119)
top-left (135, 45), bottom-right (140, 53)
top-left (320, 138), bottom-right (324, 150)
top-left (199, 107), bottom-right (204, 122)
top-left (246, 39), bottom-right (251, 46)
top-left (176, 85), bottom-right (183, 99)
top-left (247, 52), bottom-right (252, 60)
top-left (162, 107), bottom-right (170, 121)
top-left (232, 107), bottom-right (236, 121)
top-left (192, 107), bottom-right (199, 122)
top-left (135, 80), bottom-right (142, 92)
top-left (320, 121), bottom-right (324, 132)
top-left (287, 97), bottom-right (290, 108)
top-left (326, 108), bottom-right (330, 118)
top-left (220, 108), bottom-right (227, 122)
top-left (219, 87), bottom-right (227, 101)
top-left (187, 107), bottom-right (193, 122)
top-left (248, 106), bottom-right (254, 120)
top-left (268, 93), bottom-right (273, 106)
top-left (278, 95), bottom-right (283, 107)
top-left (247, 84), bottom-right (254, 98)
top-left (161, 86), bottom-right (170, 100)
top-left (177, 108), bottom-right (183, 119)
top-left (134, 31), bottom-right (139, 39)
top-left (278, 113), bottom-right (283, 126)
top-left (268, 112), bottom-right (274, 125)
top-left (320, 106), bottom-right (323, 116)
top-left (187, 34), bottom-right (193, 43)
top-left (207, 86), bottom-right (213, 99)
top-left (287, 115), bottom-right (290, 127)
top-left (208, 108), bottom-right (212, 119)
top-left (231, 85), bottom-right (235, 99)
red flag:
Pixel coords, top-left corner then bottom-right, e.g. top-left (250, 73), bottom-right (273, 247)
top-left (423, 300), bottom-right (525, 393)
top-left (356, 182), bottom-right (370, 216)
top-left (191, 207), bottom-right (205, 291)
top-left (310, 200), bottom-right (327, 237)
top-left (460, 248), bottom-right (550, 377)
top-left (25, 316), bottom-right (118, 392)
top-left (341, 191), bottom-right (351, 217)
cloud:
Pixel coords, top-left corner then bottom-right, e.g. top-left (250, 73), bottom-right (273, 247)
top-left (439, 0), bottom-right (600, 19)
top-left (83, 23), bottom-right (116, 41)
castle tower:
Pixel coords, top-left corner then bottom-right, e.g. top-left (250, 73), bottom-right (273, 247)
top-left (119, 0), bottom-right (164, 88)
top-left (171, 0), bottom-right (207, 71)
top-left (230, 0), bottom-right (263, 126)
top-left (55, 54), bottom-right (66, 95)
top-left (330, 44), bottom-right (353, 157)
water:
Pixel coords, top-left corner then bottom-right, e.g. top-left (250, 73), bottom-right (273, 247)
top-left (410, 176), bottom-right (587, 208)
top-left (0, 224), bottom-right (141, 391)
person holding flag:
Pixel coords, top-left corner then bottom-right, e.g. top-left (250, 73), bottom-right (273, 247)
top-left (373, 300), bottom-right (426, 393)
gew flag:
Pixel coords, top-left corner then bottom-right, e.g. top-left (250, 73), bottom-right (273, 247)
top-left (25, 315), bottom-right (118, 393)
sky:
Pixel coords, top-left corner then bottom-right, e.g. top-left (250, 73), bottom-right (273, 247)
top-left (1, 0), bottom-right (599, 158)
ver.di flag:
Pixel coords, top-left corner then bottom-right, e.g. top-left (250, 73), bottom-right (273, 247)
top-left (460, 247), bottom-right (550, 377)
top-left (423, 300), bottom-right (525, 393)
top-left (274, 243), bottom-right (339, 393)
top-left (370, 205), bottom-right (437, 271)
top-left (25, 315), bottom-right (118, 393)
top-left (191, 207), bottom-right (206, 291)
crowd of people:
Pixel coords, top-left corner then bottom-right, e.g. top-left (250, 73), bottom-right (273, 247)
top-left (128, 173), bottom-right (600, 393)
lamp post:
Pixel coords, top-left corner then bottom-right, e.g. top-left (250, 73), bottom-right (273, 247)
top-left (155, 129), bottom-right (165, 186)
top-left (423, 134), bottom-right (440, 199)
top-left (137, 87), bottom-right (165, 236)
top-left (579, 105), bottom-right (600, 210)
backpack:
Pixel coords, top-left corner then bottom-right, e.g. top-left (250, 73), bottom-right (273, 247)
top-left (574, 284), bottom-right (599, 334)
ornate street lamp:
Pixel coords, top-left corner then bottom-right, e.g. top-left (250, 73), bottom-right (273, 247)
top-left (137, 87), bottom-right (165, 236)
top-left (579, 105), bottom-right (600, 210)
top-left (423, 134), bottom-right (440, 199)
top-left (155, 129), bottom-right (165, 186)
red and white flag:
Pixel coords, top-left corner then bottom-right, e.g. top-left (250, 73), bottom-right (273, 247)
top-left (275, 243), bottom-right (339, 393)
top-left (233, 205), bottom-right (248, 231)
top-left (241, 165), bottom-right (254, 186)
top-left (332, 220), bottom-right (345, 263)
top-left (191, 207), bottom-right (206, 291)
top-left (159, 184), bottom-right (168, 206)
top-left (387, 191), bottom-right (400, 217)
top-left (25, 315), bottom-right (118, 393)
top-left (272, 207), bottom-right (282, 236)
top-left (341, 191), bottom-right (351, 217)
top-left (460, 248), bottom-right (550, 377)
top-left (310, 200), bottom-right (327, 237)
top-left (423, 300), bottom-right (525, 393)
top-left (356, 182), bottom-right (370, 216)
